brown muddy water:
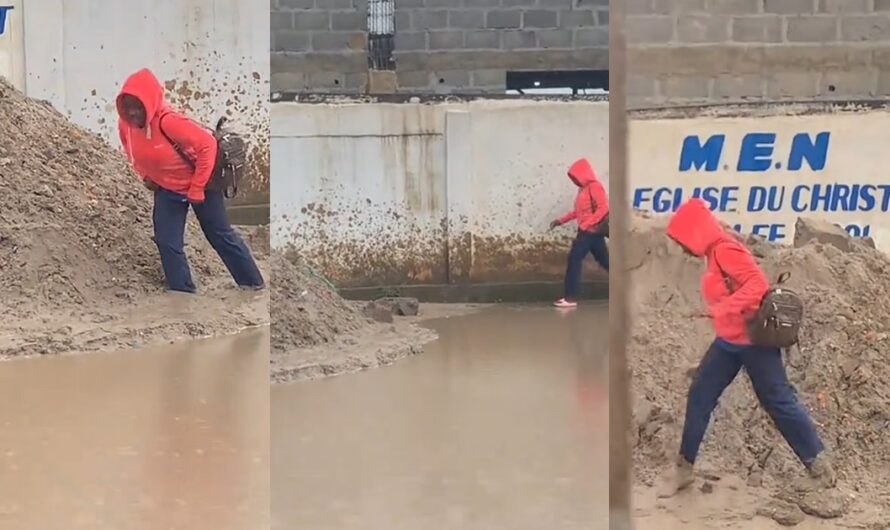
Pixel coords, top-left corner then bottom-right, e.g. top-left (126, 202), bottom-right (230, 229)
top-left (272, 305), bottom-right (608, 530)
top-left (0, 328), bottom-right (270, 530)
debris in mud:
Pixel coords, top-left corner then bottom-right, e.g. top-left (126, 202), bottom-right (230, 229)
top-left (372, 297), bottom-right (421, 317)
top-left (756, 499), bottom-right (805, 526)
top-left (629, 214), bottom-right (890, 513)
top-left (270, 251), bottom-right (436, 382)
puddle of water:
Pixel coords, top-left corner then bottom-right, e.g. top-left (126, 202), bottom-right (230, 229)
top-left (0, 328), bottom-right (270, 530)
top-left (272, 305), bottom-right (609, 530)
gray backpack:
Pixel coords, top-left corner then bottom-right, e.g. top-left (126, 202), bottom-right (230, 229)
top-left (715, 254), bottom-right (804, 348)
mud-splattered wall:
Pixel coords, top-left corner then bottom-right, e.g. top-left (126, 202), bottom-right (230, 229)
top-left (14, 0), bottom-right (269, 208)
top-left (271, 99), bottom-right (608, 288)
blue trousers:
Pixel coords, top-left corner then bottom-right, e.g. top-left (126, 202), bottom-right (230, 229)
top-left (680, 339), bottom-right (824, 467)
top-left (564, 231), bottom-right (609, 300)
top-left (152, 189), bottom-right (265, 293)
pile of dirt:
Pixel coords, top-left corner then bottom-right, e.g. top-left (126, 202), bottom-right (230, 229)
top-left (271, 250), bottom-right (370, 353)
top-left (629, 214), bottom-right (890, 507)
top-left (0, 77), bottom-right (228, 317)
top-left (270, 250), bottom-right (437, 383)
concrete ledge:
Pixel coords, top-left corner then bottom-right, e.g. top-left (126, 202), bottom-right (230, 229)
top-left (338, 280), bottom-right (608, 304)
top-left (227, 203), bottom-right (270, 226)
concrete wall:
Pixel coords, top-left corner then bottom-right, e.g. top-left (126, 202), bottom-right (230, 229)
top-left (629, 104), bottom-right (890, 252)
top-left (271, 0), bottom-right (608, 94)
top-left (0, 0), bottom-right (23, 89)
top-left (627, 0), bottom-right (890, 108)
top-left (7, 0), bottom-right (270, 209)
top-left (271, 99), bottom-right (608, 289)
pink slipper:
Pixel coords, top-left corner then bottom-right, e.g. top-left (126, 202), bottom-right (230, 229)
top-left (553, 298), bottom-right (578, 308)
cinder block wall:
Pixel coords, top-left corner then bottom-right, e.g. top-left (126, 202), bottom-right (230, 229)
top-left (271, 0), bottom-right (608, 94)
top-left (627, 0), bottom-right (890, 108)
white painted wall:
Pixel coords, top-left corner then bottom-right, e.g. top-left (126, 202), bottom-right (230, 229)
top-left (3, 0), bottom-right (269, 197)
top-left (0, 0), bottom-right (23, 89)
top-left (629, 107), bottom-right (890, 252)
top-left (272, 100), bottom-right (609, 286)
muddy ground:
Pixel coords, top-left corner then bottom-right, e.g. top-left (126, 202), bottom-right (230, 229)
top-left (0, 78), bottom-right (269, 357)
top-left (270, 250), bottom-right (480, 384)
top-left (630, 214), bottom-right (890, 528)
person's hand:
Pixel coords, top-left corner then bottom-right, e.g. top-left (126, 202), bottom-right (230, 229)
top-left (549, 219), bottom-right (560, 230)
top-left (187, 188), bottom-right (205, 204)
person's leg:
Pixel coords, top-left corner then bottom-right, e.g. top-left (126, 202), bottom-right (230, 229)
top-left (560, 233), bottom-right (593, 304)
top-left (588, 234), bottom-right (609, 272)
top-left (659, 341), bottom-right (743, 498)
top-left (741, 346), bottom-right (833, 487)
top-left (152, 190), bottom-right (196, 293)
top-left (192, 191), bottom-right (265, 288)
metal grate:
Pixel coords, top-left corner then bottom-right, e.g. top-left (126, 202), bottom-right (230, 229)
top-left (368, 0), bottom-right (395, 70)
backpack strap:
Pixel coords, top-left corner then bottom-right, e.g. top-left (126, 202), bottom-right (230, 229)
top-left (157, 112), bottom-right (196, 171)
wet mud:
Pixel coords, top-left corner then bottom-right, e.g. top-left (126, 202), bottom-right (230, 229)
top-left (0, 328), bottom-right (270, 530)
top-left (272, 305), bottom-right (609, 529)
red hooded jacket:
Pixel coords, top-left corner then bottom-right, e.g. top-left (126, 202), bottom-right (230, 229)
top-left (666, 199), bottom-right (769, 345)
top-left (556, 159), bottom-right (609, 233)
top-left (116, 69), bottom-right (217, 203)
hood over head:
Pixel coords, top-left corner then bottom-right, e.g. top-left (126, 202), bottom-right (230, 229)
top-left (665, 198), bottom-right (729, 257)
top-left (567, 158), bottom-right (597, 187)
top-left (116, 68), bottom-right (166, 122)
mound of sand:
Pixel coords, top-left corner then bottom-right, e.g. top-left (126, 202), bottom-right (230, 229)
top-left (0, 77), bottom-right (228, 317)
top-left (271, 250), bottom-right (370, 354)
top-left (629, 214), bottom-right (890, 507)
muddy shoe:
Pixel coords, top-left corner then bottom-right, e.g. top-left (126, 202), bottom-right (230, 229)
top-left (794, 453), bottom-right (837, 492)
top-left (657, 457), bottom-right (695, 498)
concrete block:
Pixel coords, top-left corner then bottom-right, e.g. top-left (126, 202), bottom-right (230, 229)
top-left (878, 0), bottom-right (890, 11)
top-left (270, 71), bottom-right (308, 93)
top-left (425, 0), bottom-right (459, 6)
top-left (765, 72), bottom-right (819, 98)
top-left (818, 70), bottom-right (876, 96)
top-left (460, 0), bottom-right (499, 6)
top-left (652, 0), bottom-right (706, 13)
top-left (345, 72), bottom-right (370, 91)
top-left (311, 31), bottom-right (367, 52)
top-left (559, 9), bottom-right (596, 28)
top-left (764, 0), bottom-right (816, 14)
top-left (576, 0), bottom-right (607, 6)
top-left (272, 50), bottom-right (367, 74)
top-left (708, 0), bottom-right (762, 14)
top-left (315, 0), bottom-right (353, 7)
top-left (465, 30), bottom-right (501, 48)
top-left (503, 30), bottom-right (537, 49)
top-left (367, 70), bottom-right (397, 94)
top-left (627, 0), bottom-right (653, 15)
top-left (395, 11), bottom-right (411, 30)
top-left (794, 218), bottom-right (854, 252)
top-left (470, 69), bottom-right (505, 87)
top-left (523, 9), bottom-right (559, 28)
top-left (659, 75), bottom-right (711, 98)
top-left (712, 74), bottom-right (765, 99)
top-left (501, 0), bottom-right (538, 6)
top-left (596, 9), bottom-right (609, 25)
top-left (841, 15), bottom-right (890, 41)
top-left (398, 0), bottom-right (424, 7)
top-left (448, 10), bottom-right (486, 29)
top-left (627, 15), bottom-right (675, 44)
top-left (537, 29), bottom-right (574, 48)
top-left (574, 27), bottom-right (609, 47)
top-left (394, 48), bottom-right (606, 71)
top-left (293, 10), bottom-right (331, 31)
top-left (432, 70), bottom-right (471, 89)
top-left (786, 16), bottom-right (839, 42)
top-left (397, 70), bottom-right (432, 88)
top-left (818, 0), bottom-right (872, 13)
top-left (273, 31), bottom-right (311, 52)
top-left (538, 0), bottom-right (574, 6)
top-left (732, 16), bottom-right (783, 42)
top-left (413, 10), bottom-right (449, 30)
top-left (429, 30), bottom-right (465, 49)
top-left (307, 71), bottom-right (346, 89)
top-left (486, 9), bottom-right (522, 29)
top-left (272, 12), bottom-right (294, 31)
top-left (331, 10), bottom-right (364, 31)
top-left (395, 31), bottom-right (427, 51)
top-left (363, 301), bottom-right (394, 323)
top-left (677, 15), bottom-right (731, 43)
top-left (876, 70), bottom-right (890, 94)
top-left (279, 0), bottom-right (314, 8)
top-left (627, 74), bottom-right (659, 98)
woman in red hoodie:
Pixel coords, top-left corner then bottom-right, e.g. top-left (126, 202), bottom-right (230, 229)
top-left (116, 69), bottom-right (264, 293)
top-left (550, 158), bottom-right (609, 308)
top-left (658, 198), bottom-right (834, 497)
